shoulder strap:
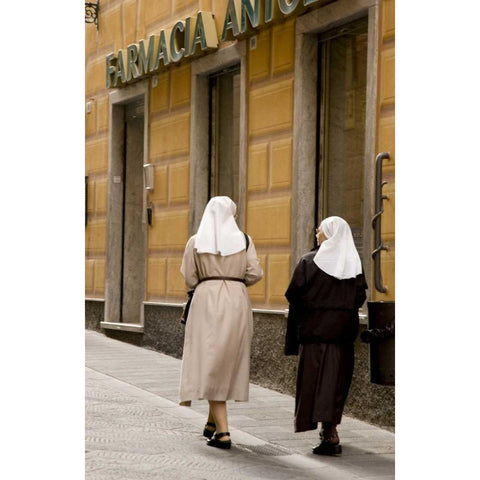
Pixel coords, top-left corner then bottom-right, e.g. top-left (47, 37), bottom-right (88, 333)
top-left (243, 232), bottom-right (249, 251)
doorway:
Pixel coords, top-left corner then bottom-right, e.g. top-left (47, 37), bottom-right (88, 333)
top-left (104, 84), bottom-right (148, 328)
top-left (208, 65), bottom-right (241, 204)
top-left (119, 99), bottom-right (145, 323)
top-left (316, 18), bottom-right (368, 258)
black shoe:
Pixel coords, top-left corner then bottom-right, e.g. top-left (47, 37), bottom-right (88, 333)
top-left (207, 431), bottom-right (231, 449)
top-left (312, 441), bottom-right (342, 456)
top-left (203, 422), bottom-right (216, 439)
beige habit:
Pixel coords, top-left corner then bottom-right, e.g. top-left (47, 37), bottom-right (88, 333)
top-left (179, 234), bottom-right (263, 405)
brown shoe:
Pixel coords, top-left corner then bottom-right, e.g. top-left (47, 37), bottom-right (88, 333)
top-left (312, 441), bottom-right (342, 455)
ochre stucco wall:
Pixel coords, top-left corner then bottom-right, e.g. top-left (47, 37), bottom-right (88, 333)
top-left (246, 19), bottom-right (295, 308)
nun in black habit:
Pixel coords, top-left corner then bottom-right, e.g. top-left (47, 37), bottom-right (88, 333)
top-left (285, 216), bottom-right (368, 455)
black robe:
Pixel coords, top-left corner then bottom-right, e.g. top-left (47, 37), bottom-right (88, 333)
top-left (285, 248), bottom-right (367, 432)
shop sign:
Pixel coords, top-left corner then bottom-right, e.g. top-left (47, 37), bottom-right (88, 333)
top-left (106, 11), bottom-right (218, 88)
top-left (106, 0), bottom-right (334, 88)
top-left (221, 0), bottom-right (328, 40)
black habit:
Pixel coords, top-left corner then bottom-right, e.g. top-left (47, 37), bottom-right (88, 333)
top-left (285, 248), bottom-right (368, 432)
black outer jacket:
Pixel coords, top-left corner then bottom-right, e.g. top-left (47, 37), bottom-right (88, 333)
top-left (284, 249), bottom-right (368, 355)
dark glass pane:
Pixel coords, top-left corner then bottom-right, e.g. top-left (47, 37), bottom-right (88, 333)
top-left (321, 22), bottom-right (368, 256)
top-left (209, 68), bottom-right (240, 205)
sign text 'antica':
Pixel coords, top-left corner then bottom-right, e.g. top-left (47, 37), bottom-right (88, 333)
top-left (106, 0), bottom-right (332, 88)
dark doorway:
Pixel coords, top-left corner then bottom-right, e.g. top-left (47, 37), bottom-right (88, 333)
top-left (208, 65), bottom-right (241, 204)
top-left (105, 93), bottom-right (146, 327)
top-left (119, 99), bottom-right (145, 323)
top-left (316, 18), bottom-right (368, 258)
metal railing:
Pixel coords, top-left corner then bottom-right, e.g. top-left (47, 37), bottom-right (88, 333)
top-left (371, 152), bottom-right (390, 293)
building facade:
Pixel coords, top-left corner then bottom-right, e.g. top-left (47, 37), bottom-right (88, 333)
top-left (85, 0), bottom-right (395, 426)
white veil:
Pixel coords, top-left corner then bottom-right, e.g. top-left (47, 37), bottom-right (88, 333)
top-left (313, 216), bottom-right (362, 280)
top-left (194, 196), bottom-right (246, 256)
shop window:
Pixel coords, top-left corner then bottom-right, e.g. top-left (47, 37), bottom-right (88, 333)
top-left (316, 18), bottom-right (368, 257)
top-left (208, 65), bottom-right (241, 204)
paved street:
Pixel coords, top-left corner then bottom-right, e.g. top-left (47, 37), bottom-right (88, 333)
top-left (86, 330), bottom-right (394, 479)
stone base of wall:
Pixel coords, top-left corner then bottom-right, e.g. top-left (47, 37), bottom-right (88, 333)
top-left (142, 304), bottom-right (185, 359)
top-left (250, 312), bottom-right (297, 395)
top-left (346, 326), bottom-right (395, 429)
top-left (85, 301), bottom-right (394, 428)
top-left (85, 300), bottom-right (105, 332)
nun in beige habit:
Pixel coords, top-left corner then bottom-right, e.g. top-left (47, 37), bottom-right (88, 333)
top-left (285, 216), bottom-right (368, 455)
top-left (179, 196), bottom-right (263, 449)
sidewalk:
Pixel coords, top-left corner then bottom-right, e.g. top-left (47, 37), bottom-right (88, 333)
top-left (86, 330), bottom-right (394, 479)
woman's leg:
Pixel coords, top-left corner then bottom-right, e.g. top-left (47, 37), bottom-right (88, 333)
top-left (321, 422), bottom-right (339, 444)
top-left (208, 401), bottom-right (230, 441)
top-left (207, 408), bottom-right (215, 425)
top-left (204, 407), bottom-right (216, 435)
